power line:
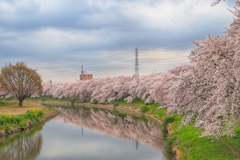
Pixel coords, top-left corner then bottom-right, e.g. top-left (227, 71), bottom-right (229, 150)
top-left (21, 48), bottom-right (190, 79)
top-left (134, 48), bottom-right (139, 76)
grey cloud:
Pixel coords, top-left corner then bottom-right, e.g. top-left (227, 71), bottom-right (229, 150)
top-left (0, 0), bottom-right (236, 82)
top-left (0, 0), bottom-right (139, 31)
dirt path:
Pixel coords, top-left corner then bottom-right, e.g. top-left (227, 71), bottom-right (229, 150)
top-left (0, 100), bottom-right (59, 122)
top-left (0, 100), bottom-right (44, 115)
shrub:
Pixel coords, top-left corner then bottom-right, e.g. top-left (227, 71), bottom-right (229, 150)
top-left (19, 118), bottom-right (27, 127)
top-left (5, 124), bottom-right (10, 133)
top-left (141, 105), bottom-right (150, 113)
top-left (163, 116), bottom-right (175, 126)
top-left (162, 116), bottom-right (176, 137)
top-left (0, 109), bottom-right (44, 133)
top-left (92, 100), bottom-right (98, 104)
top-left (113, 102), bottom-right (119, 108)
top-left (2, 114), bottom-right (12, 123)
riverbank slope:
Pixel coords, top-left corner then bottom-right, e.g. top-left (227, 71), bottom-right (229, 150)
top-left (0, 100), bottom-right (58, 137)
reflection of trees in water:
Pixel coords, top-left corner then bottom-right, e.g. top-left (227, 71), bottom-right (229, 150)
top-left (0, 130), bottom-right (42, 160)
top-left (56, 107), bottom-right (163, 151)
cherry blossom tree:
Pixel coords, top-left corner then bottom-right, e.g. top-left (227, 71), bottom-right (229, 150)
top-left (41, 1), bottom-right (240, 137)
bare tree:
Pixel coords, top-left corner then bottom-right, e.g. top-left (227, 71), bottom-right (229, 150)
top-left (0, 62), bottom-right (42, 106)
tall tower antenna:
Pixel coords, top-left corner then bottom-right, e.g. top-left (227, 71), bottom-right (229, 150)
top-left (134, 48), bottom-right (139, 76)
top-left (81, 65), bottom-right (84, 75)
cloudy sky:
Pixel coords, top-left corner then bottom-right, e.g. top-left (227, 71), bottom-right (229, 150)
top-left (0, 0), bottom-right (235, 83)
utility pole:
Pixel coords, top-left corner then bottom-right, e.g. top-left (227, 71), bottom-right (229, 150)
top-left (134, 48), bottom-right (139, 76)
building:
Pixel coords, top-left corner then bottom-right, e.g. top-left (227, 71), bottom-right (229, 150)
top-left (80, 74), bottom-right (93, 80)
top-left (80, 66), bottom-right (93, 80)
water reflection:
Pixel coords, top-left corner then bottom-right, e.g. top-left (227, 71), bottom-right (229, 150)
top-left (0, 107), bottom-right (167, 160)
top-left (0, 127), bottom-right (42, 160)
top-left (55, 107), bottom-right (163, 151)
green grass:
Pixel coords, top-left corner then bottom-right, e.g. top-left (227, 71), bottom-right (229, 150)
top-left (0, 109), bottom-right (45, 133)
top-left (140, 105), bottom-right (150, 113)
top-left (176, 126), bottom-right (239, 160)
top-left (132, 98), bottom-right (146, 106)
top-left (113, 98), bottom-right (165, 116)
top-left (0, 100), bottom-right (4, 106)
top-left (161, 113), bottom-right (240, 160)
top-left (113, 99), bottom-right (130, 106)
top-left (113, 101), bottom-right (119, 108)
top-left (130, 101), bottom-right (240, 160)
top-left (0, 99), bottom-right (17, 107)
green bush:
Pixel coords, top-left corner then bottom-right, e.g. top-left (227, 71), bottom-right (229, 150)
top-left (162, 116), bottom-right (176, 137)
top-left (92, 100), bottom-right (98, 104)
top-left (19, 118), bottom-right (26, 127)
top-left (5, 124), bottom-right (10, 133)
top-left (113, 102), bottom-right (119, 108)
top-left (2, 114), bottom-right (12, 123)
top-left (0, 109), bottom-right (44, 133)
top-left (163, 116), bottom-right (175, 126)
top-left (132, 98), bottom-right (145, 106)
top-left (24, 110), bottom-right (44, 120)
top-left (141, 105), bottom-right (150, 113)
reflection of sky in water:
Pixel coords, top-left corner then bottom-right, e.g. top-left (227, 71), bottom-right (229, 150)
top-left (36, 120), bottom-right (164, 160)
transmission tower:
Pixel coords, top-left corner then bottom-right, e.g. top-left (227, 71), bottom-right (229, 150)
top-left (134, 48), bottom-right (139, 76)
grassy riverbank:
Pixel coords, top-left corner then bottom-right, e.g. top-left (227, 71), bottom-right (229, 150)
top-left (112, 99), bottom-right (240, 160)
top-left (0, 99), bottom-right (58, 137)
top-left (162, 115), bottom-right (240, 160)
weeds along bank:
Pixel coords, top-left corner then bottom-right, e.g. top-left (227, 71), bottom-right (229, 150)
top-left (0, 109), bottom-right (44, 137)
top-left (161, 114), bottom-right (240, 160)
top-left (0, 100), bottom-right (58, 137)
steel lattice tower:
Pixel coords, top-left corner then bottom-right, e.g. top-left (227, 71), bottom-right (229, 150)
top-left (134, 48), bottom-right (139, 76)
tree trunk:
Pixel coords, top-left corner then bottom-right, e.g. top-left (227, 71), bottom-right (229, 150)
top-left (18, 100), bottom-right (23, 106)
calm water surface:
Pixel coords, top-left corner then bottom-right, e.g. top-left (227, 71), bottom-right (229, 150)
top-left (0, 107), bottom-right (167, 160)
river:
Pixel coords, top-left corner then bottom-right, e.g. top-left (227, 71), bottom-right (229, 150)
top-left (0, 107), bottom-right (169, 160)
